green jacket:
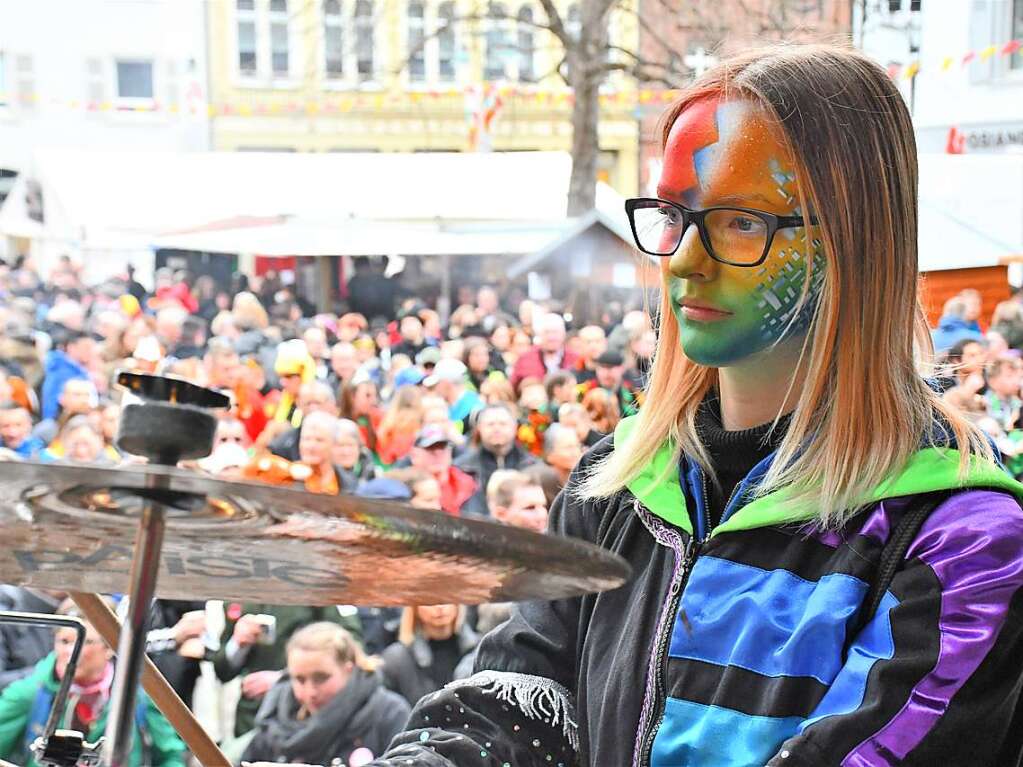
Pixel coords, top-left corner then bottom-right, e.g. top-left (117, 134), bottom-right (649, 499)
top-left (0, 654), bottom-right (185, 767)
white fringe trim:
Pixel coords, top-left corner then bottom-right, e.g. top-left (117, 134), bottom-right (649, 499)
top-left (446, 670), bottom-right (580, 751)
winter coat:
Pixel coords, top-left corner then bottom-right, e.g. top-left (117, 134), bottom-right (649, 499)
top-left (39, 350), bottom-right (89, 420)
top-left (369, 415), bottom-right (1023, 767)
top-left (454, 444), bottom-right (539, 517)
top-left (437, 466), bottom-right (477, 517)
top-left (0, 654), bottom-right (185, 767)
top-left (242, 669), bottom-right (410, 766)
top-left (145, 600), bottom-right (205, 708)
top-left (0, 589), bottom-right (59, 691)
top-left (931, 314), bottom-right (983, 354)
top-left (510, 347), bottom-right (580, 391)
top-left (213, 604), bottom-right (363, 737)
top-left (379, 624), bottom-right (479, 707)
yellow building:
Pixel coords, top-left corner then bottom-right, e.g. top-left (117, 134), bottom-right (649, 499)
top-left (206, 0), bottom-right (640, 196)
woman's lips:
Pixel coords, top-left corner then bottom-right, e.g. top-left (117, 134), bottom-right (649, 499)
top-left (679, 300), bottom-right (733, 322)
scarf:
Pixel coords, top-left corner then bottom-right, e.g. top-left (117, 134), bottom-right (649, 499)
top-left (67, 661), bottom-right (114, 731)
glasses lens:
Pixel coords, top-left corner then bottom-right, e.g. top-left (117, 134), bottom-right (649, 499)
top-left (704, 208), bottom-right (770, 265)
top-left (631, 201), bottom-right (685, 255)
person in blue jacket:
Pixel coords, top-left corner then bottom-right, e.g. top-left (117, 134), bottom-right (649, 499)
top-left (0, 599), bottom-right (185, 767)
top-left (39, 330), bottom-right (96, 422)
top-left (367, 44), bottom-right (1023, 767)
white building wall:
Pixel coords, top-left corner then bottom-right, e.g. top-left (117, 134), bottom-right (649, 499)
top-left (0, 0), bottom-right (210, 173)
top-left (856, 0), bottom-right (1023, 153)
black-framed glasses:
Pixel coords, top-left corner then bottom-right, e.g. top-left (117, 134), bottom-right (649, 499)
top-left (625, 197), bottom-right (818, 267)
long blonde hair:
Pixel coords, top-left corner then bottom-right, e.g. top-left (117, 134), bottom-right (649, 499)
top-left (581, 44), bottom-right (992, 527)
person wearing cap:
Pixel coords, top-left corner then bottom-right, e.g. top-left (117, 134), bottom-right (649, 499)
top-left (578, 349), bottom-right (644, 418)
top-left (39, 329), bottom-right (97, 421)
top-left (268, 339), bottom-right (316, 427)
top-left (408, 426), bottom-right (476, 517)
top-left (424, 358), bottom-right (482, 436)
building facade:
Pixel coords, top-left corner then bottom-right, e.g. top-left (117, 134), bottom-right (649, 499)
top-left (206, 0), bottom-right (641, 196)
top-left (0, 0), bottom-right (209, 176)
top-left (635, 0), bottom-right (852, 194)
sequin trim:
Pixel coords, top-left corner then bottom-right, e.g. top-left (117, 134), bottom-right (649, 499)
top-left (446, 670), bottom-right (580, 751)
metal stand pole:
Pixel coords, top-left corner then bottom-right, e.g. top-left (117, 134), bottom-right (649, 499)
top-left (102, 500), bottom-right (166, 767)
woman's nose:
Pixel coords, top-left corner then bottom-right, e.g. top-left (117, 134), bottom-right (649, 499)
top-left (667, 224), bottom-right (717, 283)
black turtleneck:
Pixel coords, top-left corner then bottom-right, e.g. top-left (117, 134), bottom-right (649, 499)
top-left (695, 396), bottom-right (792, 530)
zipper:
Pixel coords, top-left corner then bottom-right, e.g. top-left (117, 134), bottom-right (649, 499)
top-left (638, 533), bottom-right (702, 767)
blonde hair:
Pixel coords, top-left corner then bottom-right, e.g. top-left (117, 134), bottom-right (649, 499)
top-left (232, 292), bottom-right (269, 331)
top-left (580, 44), bottom-right (992, 527)
top-left (397, 605), bottom-right (464, 646)
top-left (287, 621), bottom-right (379, 672)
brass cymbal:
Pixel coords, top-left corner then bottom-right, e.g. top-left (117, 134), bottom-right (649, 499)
top-left (0, 461), bottom-right (631, 606)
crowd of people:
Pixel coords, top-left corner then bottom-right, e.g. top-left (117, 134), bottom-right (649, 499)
top-left (0, 254), bottom-right (654, 766)
top-left (932, 287), bottom-right (1023, 478)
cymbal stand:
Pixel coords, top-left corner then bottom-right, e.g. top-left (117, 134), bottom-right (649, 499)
top-left (102, 373), bottom-right (228, 767)
top-left (0, 612), bottom-right (102, 767)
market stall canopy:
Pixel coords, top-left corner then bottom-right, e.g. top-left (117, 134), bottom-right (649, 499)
top-left (0, 148), bottom-right (574, 247)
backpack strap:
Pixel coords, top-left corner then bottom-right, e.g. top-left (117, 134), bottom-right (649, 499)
top-left (851, 490), bottom-right (952, 639)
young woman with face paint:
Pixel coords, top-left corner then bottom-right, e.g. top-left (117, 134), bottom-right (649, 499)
top-left (367, 46), bottom-right (1023, 767)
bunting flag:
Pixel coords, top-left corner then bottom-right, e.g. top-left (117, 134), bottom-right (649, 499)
top-left (893, 36), bottom-right (1022, 80)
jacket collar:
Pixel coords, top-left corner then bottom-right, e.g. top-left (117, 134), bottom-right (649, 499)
top-left (614, 415), bottom-right (1023, 536)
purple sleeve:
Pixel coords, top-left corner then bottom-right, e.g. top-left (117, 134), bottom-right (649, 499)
top-left (768, 490), bottom-right (1023, 767)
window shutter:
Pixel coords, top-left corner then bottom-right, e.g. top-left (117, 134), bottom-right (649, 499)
top-left (85, 57), bottom-right (105, 108)
top-left (15, 54), bottom-right (34, 109)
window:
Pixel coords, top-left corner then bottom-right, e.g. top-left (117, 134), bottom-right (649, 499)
top-left (116, 59), bottom-right (154, 99)
top-left (1014, 0), bottom-right (1023, 70)
top-left (237, 0), bottom-right (258, 75)
top-left (484, 2), bottom-right (509, 81)
top-left (438, 2), bottom-right (456, 81)
top-left (909, 0), bottom-right (921, 10)
top-left (887, 0), bottom-right (901, 11)
top-left (324, 0), bottom-right (343, 77)
top-left (355, 0), bottom-right (374, 80)
top-left (517, 6), bottom-right (535, 82)
top-left (0, 53), bottom-right (6, 106)
top-left (408, 1), bottom-right (426, 82)
top-left (269, 0), bottom-right (290, 76)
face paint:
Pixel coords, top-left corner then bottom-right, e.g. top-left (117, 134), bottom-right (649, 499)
top-left (659, 96), bottom-right (824, 367)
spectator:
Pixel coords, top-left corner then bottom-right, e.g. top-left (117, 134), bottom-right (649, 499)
top-left (213, 603), bottom-right (362, 738)
top-left (339, 379), bottom-right (382, 459)
top-left (462, 336), bottom-right (505, 392)
top-left (606, 309), bottom-right (650, 356)
top-left (332, 418), bottom-right (379, 483)
top-left (573, 325), bottom-right (608, 384)
top-left (0, 598), bottom-right (185, 767)
top-left (489, 472), bottom-right (549, 533)
top-left (380, 605), bottom-right (478, 707)
top-left (545, 370), bottom-right (579, 415)
top-left (144, 601), bottom-right (207, 708)
top-left (933, 295), bottom-right (984, 354)
top-left (40, 329), bottom-right (96, 421)
top-left (424, 358), bottom-right (482, 436)
top-left (510, 312), bottom-right (579, 390)
top-left (326, 342), bottom-right (359, 394)
top-left (558, 402), bottom-right (603, 448)
top-left (543, 423), bottom-right (583, 489)
top-left (0, 404), bottom-right (44, 458)
top-left (580, 350), bottom-right (644, 417)
top-left (992, 300), bottom-right (1023, 351)
top-left (386, 468), bottom-right (442, 511)
top-left (523, 462), bottom-right (563, 510)
top-left (0, 587), bottom-right (63, 691)
top-left (376, 385), bottom-right (423, 467)
top-left (268, 381), bottom-right (339, 461)
top-left (269, 339), bottom-right (316, 427)
top-left (582, 385), bottom-right (622, 435)
top-left (985, 356), bottom-right (1023, 432)
top-left (303, 326), bottom-right (330, 380)
top-left (408, 426), bottom-right (476, 516)
top-left (347, 257), bottom-right (398, 322)
top-left (392, 315), bottom-right (429, 360)
top-left (516, 381), bottom-right (553, 457)
top-left (241, 623), bottom-right (409, 766)
top-left (40, 415), bottom-right (111, 464)
top-left (455, 403), bottom-right (538, 516)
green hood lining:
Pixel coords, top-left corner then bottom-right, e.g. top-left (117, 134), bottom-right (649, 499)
top-left (613, 414), bottom-right (1023, 536)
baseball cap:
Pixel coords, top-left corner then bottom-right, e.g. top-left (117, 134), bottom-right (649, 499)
top-left (595, 350), bottom-right (625, 367)
top-left (423, 358), bottom-right (467, 387)
top-left (393, 366), bottom-right (425, 388)
top-left (414, 425), bottom-right (451, 449)
top-left (415, 347), bottom-right (442, 367)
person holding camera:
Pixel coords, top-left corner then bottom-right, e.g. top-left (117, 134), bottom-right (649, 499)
top-left (212, 603), bottom-right (362, 739)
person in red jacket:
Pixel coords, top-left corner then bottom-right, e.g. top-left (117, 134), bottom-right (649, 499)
top-left (509, 312), bottom-right (580, 391)
top-left (408, 425), bottom-right (476, 516)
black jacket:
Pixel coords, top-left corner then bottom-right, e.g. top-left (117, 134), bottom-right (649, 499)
top-left (454, 444), bottom-right (538, 516)
top-left (379, 624), bottom-right (479, 707)
top-left (0, 588), bottom-right (59, 691)
top-left (242, 669), bottom-right (409, 765)
top-left (146, 600), bottom-right (206, 707)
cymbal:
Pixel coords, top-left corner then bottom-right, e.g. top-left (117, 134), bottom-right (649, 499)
top-left (0, 461), bottom-right (631, 606)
